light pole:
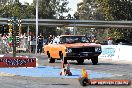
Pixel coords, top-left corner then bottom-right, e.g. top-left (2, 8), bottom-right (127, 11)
top-left (73, 19), bottom-right (76, 35)
top-left (73, 17), bottom-right (77, 35)
top-left (35, 0), bottom-right (38, 55)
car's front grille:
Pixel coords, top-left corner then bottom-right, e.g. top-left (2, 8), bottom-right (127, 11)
top-left (72, 47), bottom-right (95, 53)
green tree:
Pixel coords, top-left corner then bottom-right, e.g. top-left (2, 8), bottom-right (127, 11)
top-left (97, 0), bottom-right (113, 21)
top-left (33, 0), bottom-right (70, 19)
top-left (0, 0), bottom-right (36, 35)
top-left (97, 0), bottom-right (132, 21)
top-left (75, 0), bottom-right (105, 41)
top-left (0, 1), bottom-right (35, 18)
top-left (75, 0), bottom-right (132, 42)
top-left (56, 0), bottom-right (70, 19)
top-left (33, 0), bottom-right (55, 19)
top-left (97, 0), bottom-right (132, 41)
top-left (0, 0), bottom-right (70, 37)
top-left (76, 0), bottom-right (104, 20)
top-left (32, 0), bottom-right (70, 37)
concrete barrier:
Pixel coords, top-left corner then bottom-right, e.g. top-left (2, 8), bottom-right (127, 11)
top-left (16, 48), bottom-right (26, 51)
top-left (0, 55), bottom-right (4, 57)
top-left (99, 45), bottom-right (132, 61)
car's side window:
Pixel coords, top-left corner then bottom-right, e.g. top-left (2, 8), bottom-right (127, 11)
top-left (81, 37), bottom-right (89, 43)
top-left (59, 37), bottom-right (64, 44)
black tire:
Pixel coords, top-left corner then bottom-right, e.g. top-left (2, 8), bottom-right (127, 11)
top-left (91, 56), bottom-right (98, 65)
top-left (60, 53), bottom-right (67, 64)
top-left (77, 59), bottom-right (84, 64)
top-left (64, 59), bottom-right (67, 64)
top-left (48, 53), bottom-right (55, 63)
top-left (48, 57), bottom-right (55, 63)
top-left (79, 77), bottom-right (90, 86)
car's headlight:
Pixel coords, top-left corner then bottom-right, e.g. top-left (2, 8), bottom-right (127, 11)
top-left (95, 47), bottom-right (101, 52)
top-left (66, 48), bottom-right (72, 53)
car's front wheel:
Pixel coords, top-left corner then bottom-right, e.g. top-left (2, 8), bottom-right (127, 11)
top-left (48, 57), bottom-right (55, 63)
top-left (91, 56), bottom-right (98, 65)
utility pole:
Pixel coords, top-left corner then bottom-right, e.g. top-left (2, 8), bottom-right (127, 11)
top-left (35, 0), bottom-right (38, 55)
top-left (12, 17), bottom-right (17, 57)
top-left (73, 18), bottom-right (76, 35)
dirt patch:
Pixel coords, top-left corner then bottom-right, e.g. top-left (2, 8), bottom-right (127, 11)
top-left (0, 72), bottom-right (15, 76)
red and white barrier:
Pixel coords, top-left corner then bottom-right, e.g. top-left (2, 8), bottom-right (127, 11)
top-left (0, 55), bottom-right (4, 57)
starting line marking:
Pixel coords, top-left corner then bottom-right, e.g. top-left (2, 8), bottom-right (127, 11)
top-left (0, 66), bottom-right (115, 79)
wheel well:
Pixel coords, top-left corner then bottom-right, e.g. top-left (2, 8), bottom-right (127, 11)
top-left (47, 51), bottom-right (49, 55)
top-left (47, 51), bottom-right (50, 58)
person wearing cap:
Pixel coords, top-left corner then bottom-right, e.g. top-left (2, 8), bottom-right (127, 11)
top-left (107, 37), bottom-right (113, 45)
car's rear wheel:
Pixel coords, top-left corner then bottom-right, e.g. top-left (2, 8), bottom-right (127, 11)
top-left (91, 56), bottom-right (98, 65)
top-left (77, 59), bottom-right (84, 64)
top-left (49, 57), bottom-right (55, 63)
top-left (48, 53), bottom-right (55, 63)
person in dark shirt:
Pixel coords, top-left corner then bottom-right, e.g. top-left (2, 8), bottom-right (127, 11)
top-left (30, 35), bottom-right (36, 53)
top-left (37, 33), bottom-right (43, 53)
top-left (47, 35), bottom-right (53, 44)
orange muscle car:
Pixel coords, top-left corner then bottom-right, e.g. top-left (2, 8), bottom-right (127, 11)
top-left (44, 35), bottom-right (102, 65)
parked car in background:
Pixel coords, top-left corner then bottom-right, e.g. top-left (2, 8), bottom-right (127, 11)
top-left (44, 35), bottom-right (102, 65)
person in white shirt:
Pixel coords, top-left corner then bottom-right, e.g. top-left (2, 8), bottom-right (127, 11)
top-left (107, 37), bottom-right (113, 45)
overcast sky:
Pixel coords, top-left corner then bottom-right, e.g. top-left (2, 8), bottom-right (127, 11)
top-left (19, 0), bottom-right (81, 16)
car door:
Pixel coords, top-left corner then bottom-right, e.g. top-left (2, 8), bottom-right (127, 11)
top-left (49, 37), bottom-right (61, 58)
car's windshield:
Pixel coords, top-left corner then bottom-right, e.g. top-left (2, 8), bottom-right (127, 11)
top-left (60, 36), bottom-right (89, 44)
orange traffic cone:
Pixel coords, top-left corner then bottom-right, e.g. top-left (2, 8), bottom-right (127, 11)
top-left (81, 67), bottom-right (85, 77)
top-left (84, 71), bottom-right (88, 78)
top-left (81, 68), bottom-right (89, 78)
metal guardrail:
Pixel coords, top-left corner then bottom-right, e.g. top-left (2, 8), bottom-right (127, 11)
top-left (1, 18), bottom-right (132, 28)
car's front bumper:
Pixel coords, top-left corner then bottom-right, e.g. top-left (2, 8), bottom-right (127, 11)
top-left (65, 52), bottom-right (101, 59)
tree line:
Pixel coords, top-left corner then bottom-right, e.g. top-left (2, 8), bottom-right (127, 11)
top-left (0, 0), bottom-right (132, 42)
top-left (0, 0), bottom-right (71, 38)
top-left (75, 0), bottom-right (132, 42)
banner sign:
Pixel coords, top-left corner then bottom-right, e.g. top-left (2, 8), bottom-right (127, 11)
top-left (0, 57), bottom-right (36, 67)
top-left (99, 45), bottom-right (119, 60)
top-left (99, 45), bottom-right (132, 61)
top-left (102, 47), bottom-right (115, 57)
